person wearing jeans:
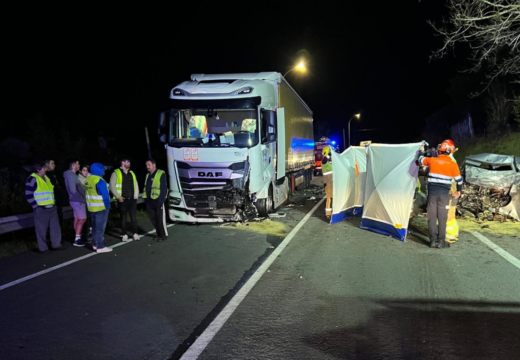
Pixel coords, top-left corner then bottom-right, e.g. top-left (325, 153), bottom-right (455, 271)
top-left (85, 163), bottom-right (113, 253)
top-left (90, 208), bottom-right (109, 251)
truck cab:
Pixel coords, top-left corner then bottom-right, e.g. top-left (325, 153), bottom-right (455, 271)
top-left (158, 72), bottom-right (314, 223)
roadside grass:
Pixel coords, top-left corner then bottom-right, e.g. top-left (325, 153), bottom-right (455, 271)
top-left (455, 131), bottom-right (520, 164)
top-left (0, 219), bottom-right (76, 258)
top-left (234, 219), bottom-right (287, 238)
top-left (0, 235), bottom-right (39, 258)
top-left (411, 215), bottom-right (520, 237)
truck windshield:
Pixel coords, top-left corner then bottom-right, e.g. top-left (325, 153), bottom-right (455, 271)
top-left (166, 108), bottom-right (259, 148)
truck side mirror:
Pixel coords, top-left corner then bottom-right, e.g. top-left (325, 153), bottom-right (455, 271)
top-left (262, 109), bottom-right (276, 143)
top-left (158, 111), bottom-right (167, 131)
top-left (158, 110), bottom-right (177, 143)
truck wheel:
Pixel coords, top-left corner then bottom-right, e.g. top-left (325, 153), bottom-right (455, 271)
top-left (256, 186), bottom-right (273, 217)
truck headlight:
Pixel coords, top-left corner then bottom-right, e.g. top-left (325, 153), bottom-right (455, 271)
top-left (170, 197), bottom-right (182, 206)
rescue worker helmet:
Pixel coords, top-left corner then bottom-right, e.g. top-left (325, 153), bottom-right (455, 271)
top-left (322, 145), bottom-right (331, 157)
top-left (439, 139), bottom-right (455, 154)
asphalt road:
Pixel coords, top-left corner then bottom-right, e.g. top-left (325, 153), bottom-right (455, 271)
top-left (1, 175), bottom-right (519, 360)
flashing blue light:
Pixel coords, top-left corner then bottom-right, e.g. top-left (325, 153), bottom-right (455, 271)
top-left (331, 141), bottom-right (336, 145)
top-left (290, 137), bottom-right (315, 150)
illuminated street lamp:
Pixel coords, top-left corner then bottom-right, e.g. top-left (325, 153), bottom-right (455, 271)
top-left (343, 113), bottom-right (361, 150)
top-left (283, 61), bottom-right (307, 78)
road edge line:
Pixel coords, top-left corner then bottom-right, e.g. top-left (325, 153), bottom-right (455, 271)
top-left (471, 230), bottom-right (520, 270)
top-left (0, 224), bottom-right (175, 292)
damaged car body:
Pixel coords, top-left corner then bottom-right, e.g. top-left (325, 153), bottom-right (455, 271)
top-left (459, 153), bottom-right (520, 221)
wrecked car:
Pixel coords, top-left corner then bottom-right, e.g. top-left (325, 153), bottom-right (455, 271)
top-left (458, 153), bottom-right (520, 221)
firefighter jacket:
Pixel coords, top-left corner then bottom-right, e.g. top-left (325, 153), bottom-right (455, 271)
top-left (419, 154), bottom-right (463, 192)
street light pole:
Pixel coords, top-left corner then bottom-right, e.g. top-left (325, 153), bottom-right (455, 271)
top-left (345, 113), bottom-right (361, 150)
top-left (343, 128), bottom-right (346, 152)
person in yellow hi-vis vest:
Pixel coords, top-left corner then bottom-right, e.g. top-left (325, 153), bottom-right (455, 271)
top-left (322, 145), bottom-right (333, 219)
top-left (85, 163), bottom-right (113, 253)
top-left (109, 157), bottom-right (140, 242)
top-left (143, 159), bottom-right (169, 242)
top-left (446, 150), bottom-right (460, 243)
top-left (25, 160), bottom-right (62, 253)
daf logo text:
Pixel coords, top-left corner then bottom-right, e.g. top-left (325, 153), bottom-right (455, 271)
top-left (198, 172), bottom-right (223, 177)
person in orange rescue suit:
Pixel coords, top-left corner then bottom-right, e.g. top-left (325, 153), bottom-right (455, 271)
top-left (322, 145), bottom-right (333, 219)
top-left (419, 139), bottom-right (463, 249)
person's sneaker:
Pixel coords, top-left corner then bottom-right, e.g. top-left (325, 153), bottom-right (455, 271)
top-left (122, 235), bottom-right (131, 242)
top-left (133, 233), bottom-right (140, 241)
top-left (96, 247), bottom-right (113, 253)
top-left (73, 239), bottom-right (86, 247)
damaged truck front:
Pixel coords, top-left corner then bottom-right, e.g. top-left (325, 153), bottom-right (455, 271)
top-left (158, 72), bottom-right (314, 223)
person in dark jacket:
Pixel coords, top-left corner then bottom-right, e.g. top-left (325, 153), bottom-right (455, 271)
top-left (143, 159), bottom-right (169, 241)
top-left (63, 159), bottom-right (87, 246)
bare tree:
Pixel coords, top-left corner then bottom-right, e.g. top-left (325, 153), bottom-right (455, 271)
top-left (429, 0), bottom-right (520, 93)
top-left (484, 80), bottom-right (514, 134)
top-left (512, 95), bottom-right (520, 126)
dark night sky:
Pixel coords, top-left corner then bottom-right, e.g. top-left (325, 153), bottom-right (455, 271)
top-left (3, 2), bottom-right (457, 158)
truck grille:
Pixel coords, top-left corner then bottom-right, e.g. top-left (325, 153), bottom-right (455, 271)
top-left (176, 161), bottom-right (246, 205)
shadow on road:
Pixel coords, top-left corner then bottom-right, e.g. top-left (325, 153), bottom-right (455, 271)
top-left (304, 298), bottom-right (520, 359)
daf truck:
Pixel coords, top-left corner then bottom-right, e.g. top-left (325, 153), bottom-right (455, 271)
top-left (158, 72), bottom-right (314, 223)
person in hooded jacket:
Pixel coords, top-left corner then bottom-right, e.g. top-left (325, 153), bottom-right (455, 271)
top-left (85, 163), bottom-right (113, 253)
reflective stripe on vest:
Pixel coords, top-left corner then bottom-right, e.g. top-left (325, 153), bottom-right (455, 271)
top-left (85, 175), bottom-right (106, 212)
top-left (31, 174), bottom-right (55, 206)
top-left (114, 168), bottom-right (137, 198)
top-left (143, 170), bottom-right (165, 199)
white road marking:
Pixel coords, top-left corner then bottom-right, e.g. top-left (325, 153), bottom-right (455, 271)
top-left (0, 224), bottom-right (175, 292)
top-left (472, 231), bottom-right (520, 270)
top-left (180, 197), bottom-right (326, 360)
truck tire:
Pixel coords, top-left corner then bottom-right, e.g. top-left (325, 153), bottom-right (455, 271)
top-left (256, 186), bottom-right (273, 217)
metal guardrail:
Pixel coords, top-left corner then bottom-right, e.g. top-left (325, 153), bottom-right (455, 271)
top-left (0, 195), bottom-right (144, 236)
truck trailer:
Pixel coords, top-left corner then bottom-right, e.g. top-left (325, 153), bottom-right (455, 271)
top-left (158, 72), bottom-right (314, 223)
